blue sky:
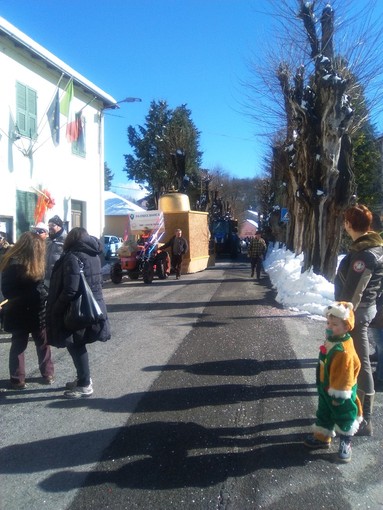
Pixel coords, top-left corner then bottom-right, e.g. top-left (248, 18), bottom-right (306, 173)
top-left (1, 0), bottom-right (382, 192)
top-left (0, 0), bottom-right (273, 189)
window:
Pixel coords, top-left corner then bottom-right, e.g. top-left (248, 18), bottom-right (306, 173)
top-left (16, 82), bottom-right (37, 139)
top-left (71, 200), bottom-right (85, 227)
top-left (72, 114), bottom-right (86, 157)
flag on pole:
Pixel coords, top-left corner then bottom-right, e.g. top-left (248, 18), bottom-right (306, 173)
top-left (60, 79), bottom-right (79, 142)
top-left (75, 113), bottom-right (85, 153)
top-left (47, 90), bottom-right (60, 146)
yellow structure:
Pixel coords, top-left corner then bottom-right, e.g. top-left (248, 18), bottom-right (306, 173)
top-left (159, 193), bottom-right (212, 273)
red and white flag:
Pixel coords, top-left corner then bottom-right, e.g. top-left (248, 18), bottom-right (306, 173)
top-left (60, 79), bottom-right (79, 142)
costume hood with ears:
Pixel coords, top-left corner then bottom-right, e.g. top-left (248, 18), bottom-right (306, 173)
top-left (324, 301), bottom-right (355, 331)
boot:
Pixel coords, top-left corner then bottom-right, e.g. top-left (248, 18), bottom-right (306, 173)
top-left (355, 389), bottom-right (375, 436)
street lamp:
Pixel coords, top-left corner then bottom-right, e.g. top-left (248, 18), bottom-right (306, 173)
top-left (108, 97), bottom-right (142, 109)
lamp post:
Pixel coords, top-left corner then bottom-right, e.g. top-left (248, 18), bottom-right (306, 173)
top-left (99, 96), bottom-right (142, 236)
top-left (108, 97), bottom-right (142, 109)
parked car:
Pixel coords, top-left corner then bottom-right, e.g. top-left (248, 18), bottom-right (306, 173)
top-left (104, 235), bottom-right (123, 260)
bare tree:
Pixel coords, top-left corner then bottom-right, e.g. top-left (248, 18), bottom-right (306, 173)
top-left (246, 0), bottom-right (383, 281)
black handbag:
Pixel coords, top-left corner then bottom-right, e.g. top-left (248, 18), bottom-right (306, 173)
top-left (64, 260), bottom-right (104, 331)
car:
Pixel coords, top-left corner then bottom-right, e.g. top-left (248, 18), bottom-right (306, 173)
top-left (104, 235), bottom-right (123, 260)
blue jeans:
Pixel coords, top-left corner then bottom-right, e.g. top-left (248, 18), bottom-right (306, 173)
top-left (66, 340), bottom-right (91, 387)
top-left (353, 305), bottom-right (376, 394)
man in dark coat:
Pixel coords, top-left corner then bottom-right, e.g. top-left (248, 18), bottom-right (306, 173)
top-left (45, 215), bottom-right (67, 288)
top-left (160, 228), bottom-right (188, 279)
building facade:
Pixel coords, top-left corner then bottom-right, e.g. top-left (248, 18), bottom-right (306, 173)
top-left (0, 16), bottom-right (117, 241)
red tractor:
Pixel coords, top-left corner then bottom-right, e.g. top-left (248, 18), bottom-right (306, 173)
top-left (110, 230), bottom-right (170, 284)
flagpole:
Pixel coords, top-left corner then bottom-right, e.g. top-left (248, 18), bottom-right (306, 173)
top-left (29, 73), bottom-right (65, 153)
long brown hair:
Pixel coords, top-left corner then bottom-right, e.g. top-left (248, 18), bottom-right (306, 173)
top-left (0, 231), bottom-right (46, 280)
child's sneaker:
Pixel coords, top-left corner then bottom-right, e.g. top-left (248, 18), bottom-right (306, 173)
top-left (304, 434), bottom-right (331, 449)
top-left (64, 383), bottom-right (93, 399)
top-left (338, 439), bottom-right (352, 463)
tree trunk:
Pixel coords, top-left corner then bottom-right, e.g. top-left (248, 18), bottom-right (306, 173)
top-left (278, 2), bottom-right (356, 282)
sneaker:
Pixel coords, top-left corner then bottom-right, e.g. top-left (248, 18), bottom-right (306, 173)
top-left (65, 379), bottom-right (78, 390)
top-left (303, 435), bottom-right (331, 449)
top-left (42, 376), bottom-right (55, 385)
top-left (338, 440), bottom-right (352, 463)
top-left (10, 380), bottom-right (26, 390)
top-left (65, 378), bottom-right (92, 390)
top-left (64, 383), bottom-right (93, 399)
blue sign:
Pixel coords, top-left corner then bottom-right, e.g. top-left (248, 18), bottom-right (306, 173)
top-left (281, 208), bottom-right (289, 222)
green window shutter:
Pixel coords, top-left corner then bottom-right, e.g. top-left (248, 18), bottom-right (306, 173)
top-left (16, 82), bottom-right (37, 138)
top-left (16, 190), bottom-right (37, 238)
top-left (16, 82), bottom-right (27, 134)
top-left (27, 88), bottom-right (37, 138)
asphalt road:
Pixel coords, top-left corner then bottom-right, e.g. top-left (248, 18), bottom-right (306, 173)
top-left (0, 258), bottom-right (382, 510)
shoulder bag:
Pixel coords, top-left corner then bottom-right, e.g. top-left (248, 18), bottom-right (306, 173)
top-left (64, 259), bottom-right (104, 331)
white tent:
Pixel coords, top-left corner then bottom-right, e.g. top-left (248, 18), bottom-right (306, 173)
top-left (104, 190), bottom-right (144, 215)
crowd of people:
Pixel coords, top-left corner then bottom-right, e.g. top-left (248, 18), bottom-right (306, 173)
top-left (0, 216), bottom-right (110, 398)
top-left (1, 206), bottom-right (382, 461)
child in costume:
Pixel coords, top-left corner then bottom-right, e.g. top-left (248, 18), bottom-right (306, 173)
top-left (304, 301), bottom-right (363, 462)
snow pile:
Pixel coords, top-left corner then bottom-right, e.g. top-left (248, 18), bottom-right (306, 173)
top-left (264, 246), bottom-right (334, 319)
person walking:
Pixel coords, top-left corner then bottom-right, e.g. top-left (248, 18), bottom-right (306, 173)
top-left (0, 231), bottom-right (54, 389)
top-left (334, 204), bottom-right (383, 435)
top-left (304, 302), bottom-right (362, 463)
top-left (45, 215), bottom-right (66, 288)
top-left (248, 231), bottom-right (267, 280)
top-left (46, 227), bottom-right (110, 398)
top-left (160, 228), bottom-right (188, 279)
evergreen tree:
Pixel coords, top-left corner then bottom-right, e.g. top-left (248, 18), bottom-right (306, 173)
top-left (124, 100), bottom-right (202, 208)
top-left (352, 122), bottom-right (382, 208)
top-left (104, 161), bottom-right (114, 191)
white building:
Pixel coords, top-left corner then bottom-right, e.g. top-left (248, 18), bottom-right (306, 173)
top-left (0, 16), bottom-right (117, 241)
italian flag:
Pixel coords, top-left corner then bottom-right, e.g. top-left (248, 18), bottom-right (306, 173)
top-left (60, 79), bottom-right (79, 142)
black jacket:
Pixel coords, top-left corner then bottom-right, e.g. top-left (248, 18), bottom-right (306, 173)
top-left (1, 259), bottom-right (47, 333)
top-left (46, 236), bottom-right (110, 347)
top-left (161, 235), bottom-right (188, 256)
top-left (45, 228), bottom-right (67, 286)
top-left (334, 231), bottom-right (383, 309)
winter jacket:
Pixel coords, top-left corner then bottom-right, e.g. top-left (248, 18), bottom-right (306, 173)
top-left (46, 236), bottom-right (110, 347)
top-left (1, 258), bottom-right (47, 332)
top-left (161, 235), bottom-right (188, 256)
top-left (45, 228), bottom-right (67, 286)
top-left (335, 231), bottom-right (383, 309)
top-left (248, 237), bottom-right (267, 258)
